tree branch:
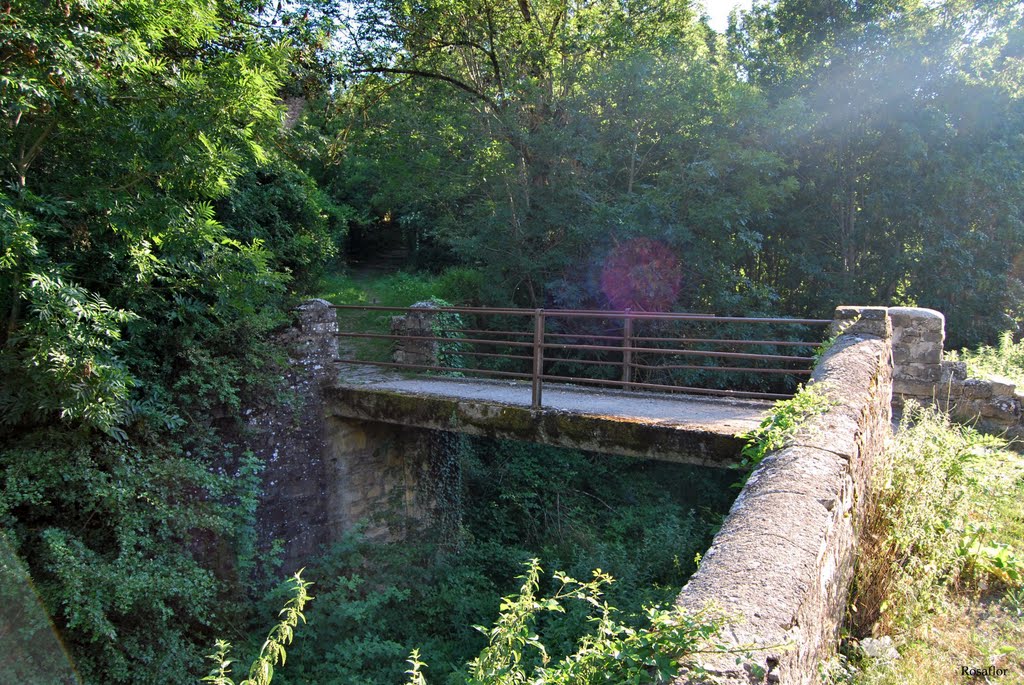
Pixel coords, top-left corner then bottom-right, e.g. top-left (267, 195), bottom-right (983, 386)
top-left (352, 66), bottom-right (500, 111)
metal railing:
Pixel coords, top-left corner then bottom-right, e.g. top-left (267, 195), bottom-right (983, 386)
top-left (331, 304), bottom-right (831, 407)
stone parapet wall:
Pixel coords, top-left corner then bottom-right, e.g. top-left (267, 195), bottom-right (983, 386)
top-left (675, 308), bottom-right (894, 685)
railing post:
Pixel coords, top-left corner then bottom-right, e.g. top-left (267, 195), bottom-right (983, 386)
top-left (532, 308), bottom-right (545, 409)
top-left (622, 308), bottom-right (633, 390)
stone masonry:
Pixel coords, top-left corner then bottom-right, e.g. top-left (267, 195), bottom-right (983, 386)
top-left (246, 300), bottom-right (444, 573)
top-left (391, 301), bottom-right (441, 367)
top-left (675, 307), bottom-right (894, 685)
top-left (889, 308), bottom-right (1024, 439)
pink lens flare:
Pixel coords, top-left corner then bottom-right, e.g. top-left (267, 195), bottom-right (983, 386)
top-left (599, 238), bottom-right (682, 311)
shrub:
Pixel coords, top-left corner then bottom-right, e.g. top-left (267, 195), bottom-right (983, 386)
top-left (437, 268), bottom-right (485, 306)
top-left (948, 330), bottom-right (1024, 387)
top-left (852, 404), bottom-right (1012, 635)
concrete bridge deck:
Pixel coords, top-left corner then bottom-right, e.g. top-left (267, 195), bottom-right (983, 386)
top-left (325, 374), bottom-right (772, 466)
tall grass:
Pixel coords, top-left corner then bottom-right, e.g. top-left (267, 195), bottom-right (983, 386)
top-left (852, 406), bottom-right (1007, 635)
top-left (832, 405), bottom-right (1024, 684)
top-left (947, 331), bottom-right (1024, 387)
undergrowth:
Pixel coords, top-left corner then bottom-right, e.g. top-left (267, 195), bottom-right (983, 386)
top-left (947, 331), bottom-right (1024, 387)
top-left (264, 439), bottom-right (741, 685)
top-left (826, 404), bottom-right (1024, 684)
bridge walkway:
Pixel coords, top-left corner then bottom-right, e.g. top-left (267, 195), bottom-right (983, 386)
top-left (327, 371), bottom-right (772, 466)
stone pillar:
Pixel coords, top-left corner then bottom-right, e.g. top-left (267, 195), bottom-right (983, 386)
top-left (888, 307), bottom-right (945, 405)
top-left (295, 298), bottom-right (339, 363)
top-left (244, 299), bottom-right (340, 575)
top-left (391, 301), bottom-right (440, 367)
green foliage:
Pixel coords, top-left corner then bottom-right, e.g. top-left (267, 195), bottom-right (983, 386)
top-left (270, 439), bottom-right (738, 685)
top-left (313, 0), bottom-right (1024, 345)
top-left (737, 382), bottom-right (834, 469)
top-left (216, 161), bottom-right (351, 292)
top-left (437, 268), bottom-right (485, 306)
top-left (0, 427), bottom-right (265, 682)
top-left (429, 299), bottom-right (467, 372)
top-left (0, 0), bottom-right (336, 682)
top-left (729, 0), bottom-right (1024, 345)
top-left (203, 572), bottom-right (314, 685)
top-left (948, 331), bottom-right (1024, 388)
top-left (445, 559), bottom-right (727, 685)
top-left (0, 272), bottom-right (138, 436)
top-left (852, 404), bottom-right (1016, 634)
top-left (835, 403), bottom-right (1024, 684)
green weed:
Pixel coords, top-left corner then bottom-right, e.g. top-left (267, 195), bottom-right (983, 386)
top-left (839, 404), bottom-right (1024, 684)
top-left (947, 330), bottom-right (1024, 387)
top-left (737, 382), bottom-right (834, 470)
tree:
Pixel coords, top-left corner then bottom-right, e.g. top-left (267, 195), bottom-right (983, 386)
top-left (728, 0), bottom-right (1024, 344)
top-left (323, 0), bottom-right (796, 311)
top-left (0, 1), bottom-right (324, 681)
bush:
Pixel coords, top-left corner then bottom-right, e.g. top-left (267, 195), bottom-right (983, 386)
top-left (948, 330), bottom-right (1024, 387)
top-left (437, 268), bottom-right (485, 306)
top-left (851, 404), bottom-right (1012, 635)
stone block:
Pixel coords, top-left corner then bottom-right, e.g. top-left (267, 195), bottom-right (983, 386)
top-left (888, 306), bottom-right (945, 334)
top-left (892, 379), bottom-right (939, 398)
top-left (832, 306), bottom-right (891, 339)
top-left (979, 398), bottom-right (1019, 421)
top-left (941, 361), bottom-right (968, 382)
top-left (909, 341), bottom-right (943, 365)
top-left (895, 362), bottom-right (942, 383)
top-left (986, 374), bottom-right (1017, 398)
top-left (960, 378), bottom-right (993, 399)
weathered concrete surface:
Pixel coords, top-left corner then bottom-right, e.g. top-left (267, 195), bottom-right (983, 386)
top-left (323, 377), bottom-right (770, 466)
top-left (323, 417), bottom-right (440, 540)
top-left (675, 315), bottom-right (893, 684)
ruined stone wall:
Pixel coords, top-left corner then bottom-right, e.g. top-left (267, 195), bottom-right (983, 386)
top-left (889, 308), bottom-right (1024, 439)
top-left (675, 307), bottom-right (894, 685)
top-left (246, 300), bottom-right (443, 573)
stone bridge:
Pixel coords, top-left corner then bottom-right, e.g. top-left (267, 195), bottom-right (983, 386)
top-left (245, 301), bottom-right (1022, 684)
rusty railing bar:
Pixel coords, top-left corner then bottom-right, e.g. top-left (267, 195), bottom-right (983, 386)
top-left (335, 331), bottom-right (814, 361)
top-left (622, 309), bottom-right (633, 391)
top-left (335, 331), bottom-right (535, 349)
top-left (545, 312), bottom-right (831, 324)
top-left (438, 328), bottom-right (534, 338)
top-left (331, 303), bottom-right (830, 325)
top-left (434, 329), bottom-right (823, 347)
top-left (631, 362), bottom-right (813, 375)
top-left (456, 349), bottom-right (534, 362)
top-left (632, 336), bottom-right (822, 347)
top-left (333, 358), bottom-right (533, 380)
top-left (436, 328), bottom-right (624, 342)
top-left (542, 341), bottom-right (815, 363)
top-left (539, 374), bottom-right (793, 400)
top-left (331, 304), bottom-right (534, 315)
top-left (532, 309), bottom-right (545, 410)
top-left (545, 356), bottom-right (624, 367)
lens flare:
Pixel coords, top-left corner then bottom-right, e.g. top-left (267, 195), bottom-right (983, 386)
top-left (0, 532), bottom-right (81, 682)
top-left (599, 238), bottom-right (682, 311)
